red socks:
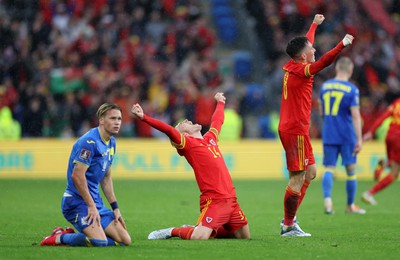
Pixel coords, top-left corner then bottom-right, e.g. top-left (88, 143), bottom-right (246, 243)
top-left (171, 227), bottom-right (194, 240)
top-left (297, 179), bottom-right (310, 209)
top-left (283, 185), bottom-right (300, 226)
top-left (370, 174), bottom-right (395, 195)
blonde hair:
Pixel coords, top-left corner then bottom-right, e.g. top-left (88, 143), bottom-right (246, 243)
top-left (335, 57), bottom-right (354, 73)
top-left (96, 103), bottom-right (121, 119)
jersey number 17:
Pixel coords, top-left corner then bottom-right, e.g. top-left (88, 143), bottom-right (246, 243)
top-left (322, 90), bottom-right (344, 116)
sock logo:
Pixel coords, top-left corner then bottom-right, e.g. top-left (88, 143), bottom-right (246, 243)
top-left (205, 217), bottom-right (213, 223)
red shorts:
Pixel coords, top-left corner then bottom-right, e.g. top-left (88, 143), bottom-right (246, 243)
top-left (197, 197), bottom-right (248, 237)
top-left (386, 134), bottom-right (400, 163)
top-left (279, 131), bottom-right (315, 172)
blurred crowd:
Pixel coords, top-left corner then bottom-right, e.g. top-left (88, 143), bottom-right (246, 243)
top-left (0, 0), bottom-right (222, 138)
top-left (246, 0), bottom-right (400, 138)
top-left (0, 0), bottom-right (399, 139)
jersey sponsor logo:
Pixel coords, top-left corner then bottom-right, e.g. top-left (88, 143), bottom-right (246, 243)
top-left (86, 140), bottom-right (95, 144)
top-left (79, 149), bottom-right (91, 161)
top-left (205, 216), bottom-right (213, 223)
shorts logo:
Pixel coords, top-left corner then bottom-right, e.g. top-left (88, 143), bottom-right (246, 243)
top-left (304, 158), bottom-right (309, 166)
top-left (79, 149), bottom-right (91, 160)
top-left (80, 217), bottom-right (88, 226)
top-left (205, 217), bottom-right (213, 223)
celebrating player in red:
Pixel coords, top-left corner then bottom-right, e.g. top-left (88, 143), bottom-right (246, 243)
top-left (278, 14), bottom-right (354, 236)
top-left (362, 98), bottom-right (400, 206)
top-left (131, 92), bottom-right (250, 240)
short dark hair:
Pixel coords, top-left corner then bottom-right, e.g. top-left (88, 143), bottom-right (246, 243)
top-left (96, 103), bottom-right (121, 118)
top-left (286, 36), bottom-right (309, 59)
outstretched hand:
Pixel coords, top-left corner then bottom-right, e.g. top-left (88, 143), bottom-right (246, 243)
top-left (342, 34), bottom-right (354, 46)
top-left (363, 132), bottom-right (373, 141)
top-left (113, 208), bottom-right (127, 230)
top-left (214, 92), bottom-right (226, 103)
top-left (313, 14), bottom-right (325, 25)
top-left (131, 104), bottom-right (144, 119)
top-left (353, 140), bottom-right (362, 154)
top-left (85, 205), bottom-right (101, 227)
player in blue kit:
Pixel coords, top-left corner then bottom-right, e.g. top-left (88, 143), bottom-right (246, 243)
top-left (319, 57), bottom-right (366, 214)
top-left (40, 103), bottom-right (131, 246)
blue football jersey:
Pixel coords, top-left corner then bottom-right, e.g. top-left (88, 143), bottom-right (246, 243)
top-left (319, 79), bottom-right (360, 144)
top-left (65, 127), bottom-right (116, 207)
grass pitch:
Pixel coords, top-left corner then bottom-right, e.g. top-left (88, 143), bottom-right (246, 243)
top-left (1, 178), bottom-right (399, 259)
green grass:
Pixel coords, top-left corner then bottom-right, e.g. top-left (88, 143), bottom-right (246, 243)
top-left (1, 179), bottom-right (400, 259)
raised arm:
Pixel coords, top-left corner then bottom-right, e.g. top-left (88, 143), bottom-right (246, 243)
top-left (308, 34), bottom-right (354, 76)
top-left (363, 109), bottom-right (392, 140)
top-left (131, 104), bottom-right (182, 144)
top-left (306, 14), bottom-right (324, 44)
top-left (209, 93), bottom-right (226, 135)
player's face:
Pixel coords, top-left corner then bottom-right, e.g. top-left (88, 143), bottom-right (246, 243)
top-left (303, 41), bottom-right (316, 63)
top-left (176, 119), bottom-right (202, 135)
top-left (101, 109), bottom-right (122, 135)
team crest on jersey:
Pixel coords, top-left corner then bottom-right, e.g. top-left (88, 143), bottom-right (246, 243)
top-left (79, 149), bottom-right (91, 160)
top-left (205, 216), bottom-right (213, 223)
top-left (209, 139), bottom-right (216, 146)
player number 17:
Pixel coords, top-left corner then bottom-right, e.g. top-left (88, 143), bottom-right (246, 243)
top-left (322, 90), bottom-right (344, 116)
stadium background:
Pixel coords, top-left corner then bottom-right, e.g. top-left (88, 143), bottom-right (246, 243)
top-left (0, 0), bottom-right (399, 179)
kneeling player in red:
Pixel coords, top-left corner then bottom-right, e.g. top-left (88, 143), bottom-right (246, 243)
top-left (131, 92), bottom-right (250, 240)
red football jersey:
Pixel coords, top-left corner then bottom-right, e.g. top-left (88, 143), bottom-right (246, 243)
top-left (278, 60), bottom-right (314, 135)
top-left (141, 101), bottom-right (236, 200)
top-left (176, 131), bottom-right (236, 200)
top-left (279, 22), bottom-right (345, 135)
top-left (368, 98), bottom-right (400, 138)
top-left (176, 102), bottom-right (236, 200)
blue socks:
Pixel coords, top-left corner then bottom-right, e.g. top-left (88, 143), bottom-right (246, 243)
top-left (61, 233), bottom-right (119, 247)
top-left (61, 233), bottom-right (90, 246)
top-left (346, 170), bottom-right (357, 206)
top-left (322, 170), bottom-right (334, 198)
top-left (107, 236), bottom-right (124, 246)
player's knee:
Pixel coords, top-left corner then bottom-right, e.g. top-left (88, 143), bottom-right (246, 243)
top-left (121, 235), bottom-right (131, 246)
top-left (235, 225), bottom-right (250, 239)
top-left (88, 238), bottom-right (108, 247)
top-left (307, 166), bottom-right (317, 180)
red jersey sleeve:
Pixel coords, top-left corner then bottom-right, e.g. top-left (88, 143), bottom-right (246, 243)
top-left (208, 101), bottom-right (225, 139)
top-left (141, 114), bottom-right (184, 147)
top-left (308, 42), bottom-right (345, 76)
top-left (367, 110), bottom-right (392, 134)
top-left (306, 23), bottom-right (318, 44)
